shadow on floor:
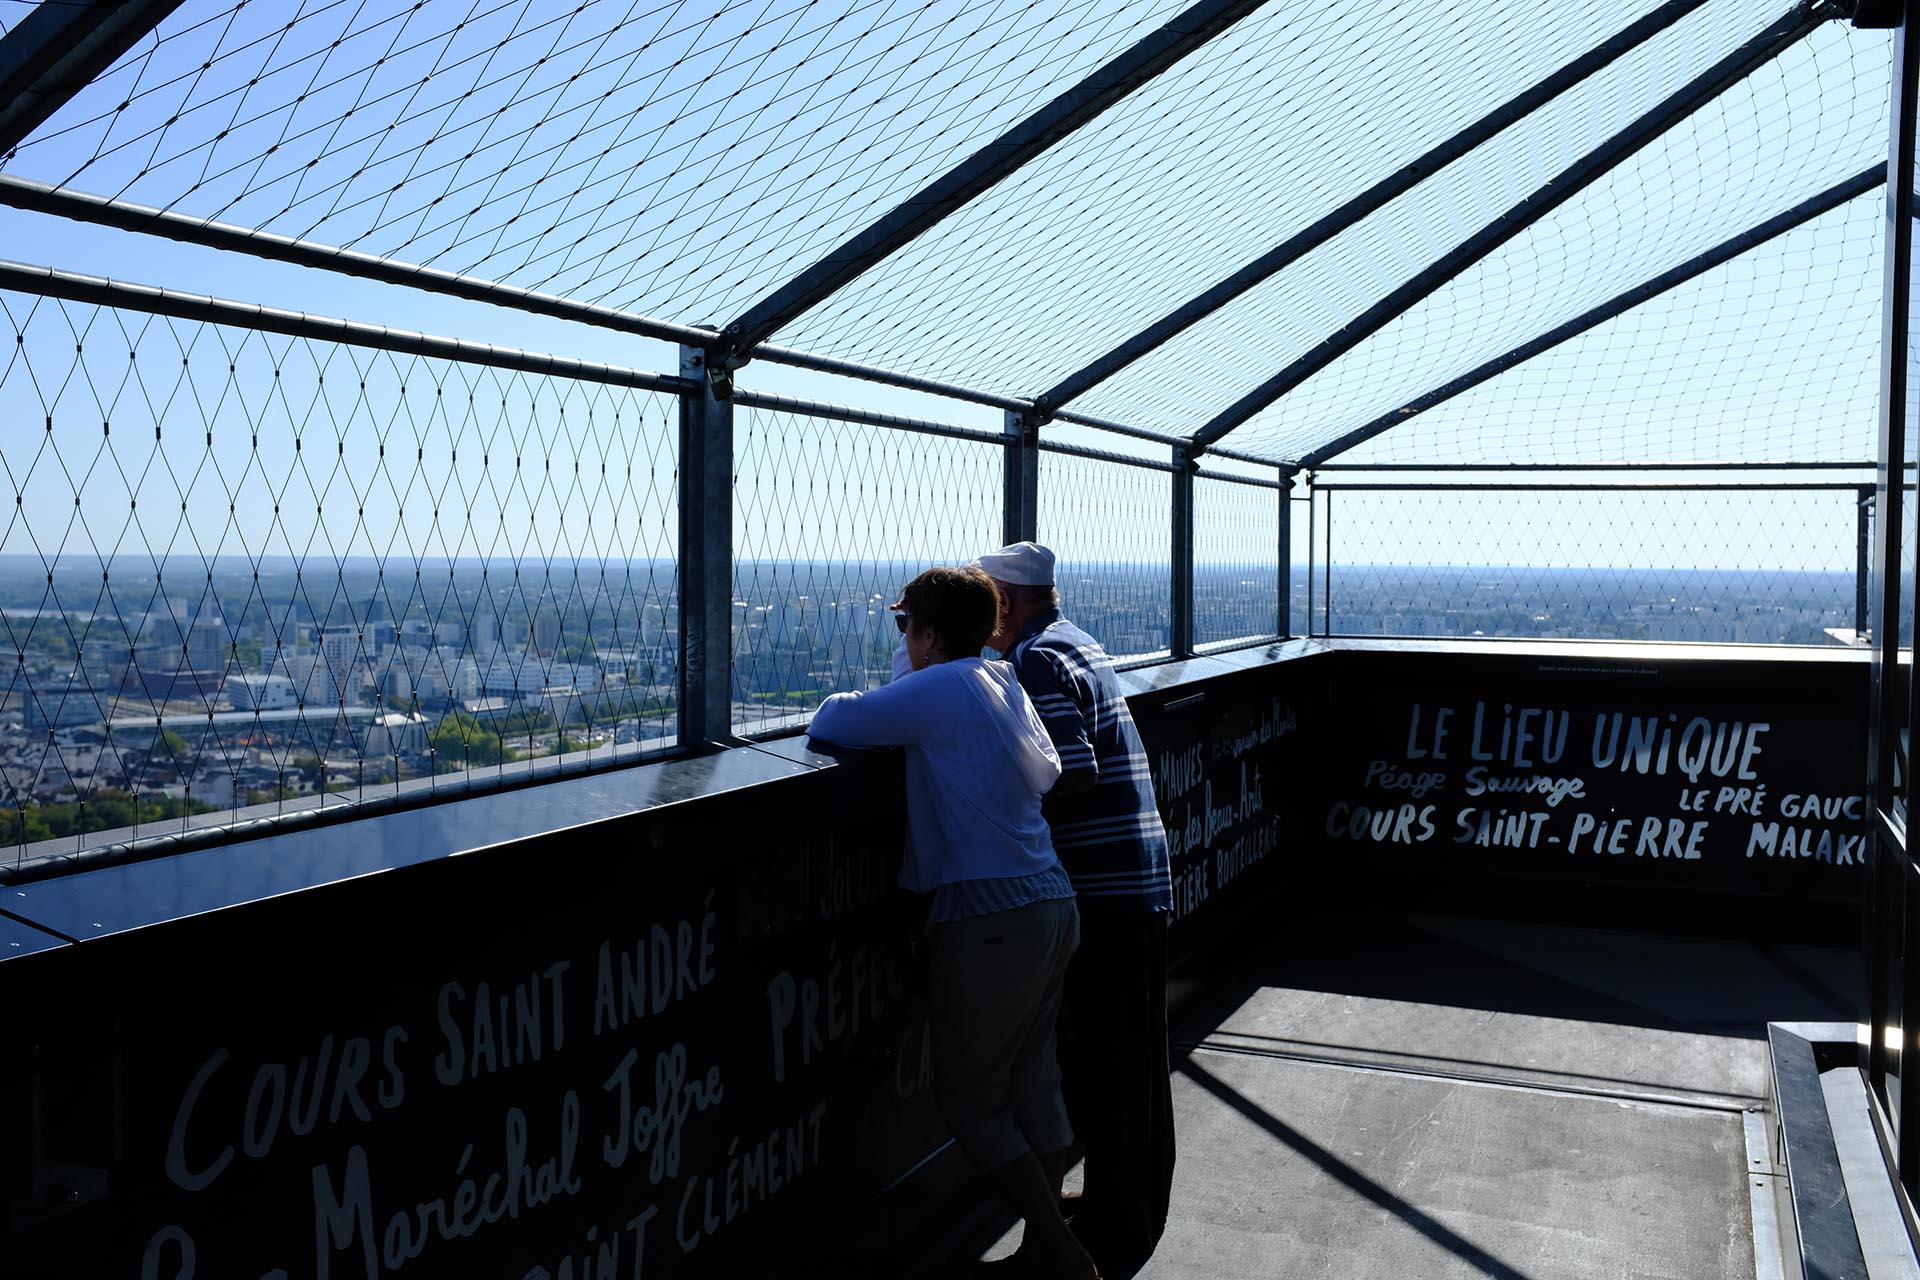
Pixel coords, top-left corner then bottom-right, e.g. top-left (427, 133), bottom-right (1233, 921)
top-left (909, 909), bottom-right (1859, 1280)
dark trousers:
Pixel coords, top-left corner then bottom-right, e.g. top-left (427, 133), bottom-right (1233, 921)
top-left (1058, 907), bottom-right (1174, 1260)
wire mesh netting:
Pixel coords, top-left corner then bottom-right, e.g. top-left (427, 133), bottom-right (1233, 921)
top-left (0, 287), bottom-right (677, 865)
top-left (730, 405), bottom-right (1002, 734)
top-left (1, 0), bottom-right (1189, 325)
top-left (0, 2), bottom-right (1895, 470)
top-left (1335, 187), bottom-right (1885, 469)
top-left (1288, 490), bottom-right (1311, 638)
top-left (1038, 449), bottom-right (1173, 660)
top-left (1312, 484), bottom-right (1864, 643)
top-left (1084, 10), bottom-right (1888, 462)
top-left (1193, 472), bottom-right (1281, 648)
top-left (784, 1), bottom-right (1784, 394)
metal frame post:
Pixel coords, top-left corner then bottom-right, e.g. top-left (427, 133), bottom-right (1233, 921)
top-left (1322, 488), bottom-right (1334, 636)
top-left (1861, 486), bottom-right (1877, 639)
top-left (1278, 467), bottom-right (1296, 639)
top-left (678, 346), bottom-right (735, 748)
top-left (1867, 0), bottom-right (1920, 1217)
top-left (1305, 475), bottom-right (1317, 637)
top-left (1866, 0), bottom-right (1912, 1074)
top-left (1171, 447), bottom-right (1197, 657)
top-left (1004, 411), bottom-right (1041, 545)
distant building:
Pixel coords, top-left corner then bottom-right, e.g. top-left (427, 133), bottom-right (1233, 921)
top-left (476, 658), bottom-right (574, 702)
top-left (365, 711), bottom-right (429, 759)
top-left (318, 626), bottom-right (366, 706)
top-left (445, 655), bottom-right (480, 702)
top-left (186, 616), bottom-right (229, 673)
top-left (459, 696), bottom-right (517, 723)
top-left (532, 605), bottom-right (562, 657)
top-left (134, 667), bottom-right (227, 702)
top-left (188, 765), bottom-right (237, 809)
top-left (531, 685), bottom-right (582, 728)
top-left (229, 674), bottom-right (300, 712)
top-left (279, 651), bottom-right (335, 706)
top-left (80, 636), bottom-right (130, 688)
top-left (22, 676), bottom-right (113, 734)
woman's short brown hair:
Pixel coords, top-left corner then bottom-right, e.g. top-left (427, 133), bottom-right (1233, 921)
top-left (900, 566), bottom-right (1001, 659)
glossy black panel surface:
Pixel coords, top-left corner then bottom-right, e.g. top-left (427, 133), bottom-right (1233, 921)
top-left (0, 908), bottom-right (69, 958)
top-left (13, 745), bottom-right (814, 940)
top-left (748, 734), bottom-right (845, 770)
top-left (1117, 655), bottom-right (1234, 695)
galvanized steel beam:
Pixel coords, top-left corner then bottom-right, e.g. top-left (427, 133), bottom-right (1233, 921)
top-left (1314, 460), bottom-right (1879, 471)
top-left (1866, 16), bottom-right (1919, 1142)
top-left (0, 0), bottom-right (183, 158)
top-left (1171, 446), bottom-right (1197, 657)
top-left (1277, 467), bottom-right (1296, 638)
top-left (731, 389), bottom-right (1004, 446)
top-left (0, 259), bottom-right (695, 394)
top-left (0, 175), bottom-right (721, 349)
top-left (678, 347), bottom-right (737, 749)
top-left (1004, 411), bottom-right (1042, 545)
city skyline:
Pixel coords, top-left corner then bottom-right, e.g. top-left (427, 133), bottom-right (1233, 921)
top-left (0, 552), bottom-right (1859, 856)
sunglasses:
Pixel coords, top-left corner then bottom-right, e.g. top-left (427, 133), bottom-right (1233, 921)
top-left (893, 612), bottom-right (913, 635)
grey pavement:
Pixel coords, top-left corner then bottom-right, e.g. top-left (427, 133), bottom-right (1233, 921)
top-left (938, 911), bottom-right (1859, 1280)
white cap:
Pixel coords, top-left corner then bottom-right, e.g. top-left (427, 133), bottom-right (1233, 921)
top-left (974, 541), bottom-right (1056, 587)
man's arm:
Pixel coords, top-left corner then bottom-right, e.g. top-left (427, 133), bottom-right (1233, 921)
top-left (1016, 646), bottom-right (1097, 794)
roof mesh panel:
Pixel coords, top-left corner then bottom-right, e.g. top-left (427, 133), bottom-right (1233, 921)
top-left (1336, 191), bottom-right (1885, 468)
top-left (1214, 18), bottom-right (1889, 462)
top-left (772, 0), bottom-right (1743, 394)
top-left (0, 0), bottom-right (1896, 466)
top-left (2, 0), bottom-right (1190, 324)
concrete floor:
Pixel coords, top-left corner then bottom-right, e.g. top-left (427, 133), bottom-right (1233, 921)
top-left (942, 912), bottom-right (1858, 1280)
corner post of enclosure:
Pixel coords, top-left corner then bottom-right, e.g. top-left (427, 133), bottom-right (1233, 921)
top-left (1171, 446), bottom-right (1198, 658)
top-left (1860, 485), bottom-right (1876, 639)
top-left (1278, 466), bottom-right (1298, 639)
top-left (1305, 471), bottom-right (1318, 638)
top-left (1004, 410), bottom-right (1041, 545)
top-left (678, 346), bottom-right (735, 748)
top-left (1865, 0), bottom-right (1920, 1171)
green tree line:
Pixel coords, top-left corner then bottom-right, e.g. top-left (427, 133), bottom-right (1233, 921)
top-left (3, 790), bottom-right (218, 845)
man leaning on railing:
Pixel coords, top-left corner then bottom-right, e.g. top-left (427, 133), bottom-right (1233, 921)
top-left (978, 541), bottom-right (1177, 1275)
